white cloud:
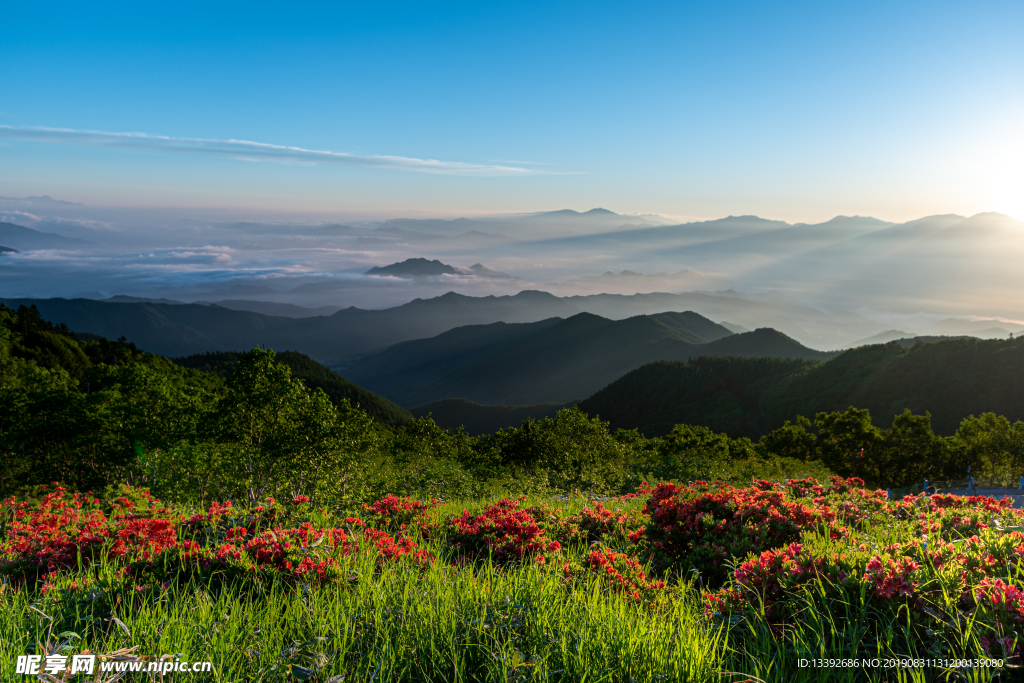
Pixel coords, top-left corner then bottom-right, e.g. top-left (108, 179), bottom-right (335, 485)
top-left (0, 125), bottom-right (538, 176)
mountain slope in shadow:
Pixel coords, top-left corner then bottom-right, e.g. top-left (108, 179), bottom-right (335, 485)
top-left (410, 398), bottom-right (569, 435)
top-left (0, 292), bottom-right (582, 364)
top-left (346, 311), bottom-right (832, 406)
top-left (578, 336), bottom-right (1024, 438)
top-left (2, 289), bottom-right (831, 366)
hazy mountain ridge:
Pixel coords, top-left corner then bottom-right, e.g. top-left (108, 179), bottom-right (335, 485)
top-left (0, 221), bottom-right (92, 250)
top-left (851, 330), bottom-right (917, 346)
top-left (3, 288), bottom-right (835, 364)
top-left (103, 295), bottom-right (345, 318)
top-left (376, 208), bottom-right (669, 238)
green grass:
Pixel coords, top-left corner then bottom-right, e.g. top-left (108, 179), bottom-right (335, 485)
top-left (1, 551), bottom-right (724, 681)
top-left (1, 494), bottom-right (727, 682)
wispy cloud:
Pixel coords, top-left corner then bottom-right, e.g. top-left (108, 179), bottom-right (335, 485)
top-left (0, 125), bottom-right (538, 176)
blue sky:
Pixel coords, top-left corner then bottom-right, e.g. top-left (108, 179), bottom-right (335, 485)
top-left (1, 0), bottom-right (1022, 222)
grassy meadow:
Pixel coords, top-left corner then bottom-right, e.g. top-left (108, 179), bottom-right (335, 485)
top-left (2, 481), bottom-right (1021, 682)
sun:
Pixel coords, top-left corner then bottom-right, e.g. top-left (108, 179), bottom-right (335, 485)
top-left (988, 163), bottom-right (1024, 221)
top-left (979, 123), bottom-right (1024, 221)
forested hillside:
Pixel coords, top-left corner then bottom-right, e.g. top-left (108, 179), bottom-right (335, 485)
top-left (579, 356), bottom-right (816, 437)
top-left (348, 313), bottom-right (830, 406)
top-left (175, 350), bottom-right (413, 425)
top-left (3, 302), bottom-right (1024, 496)
top-left (580, 336), bottom-right (1024, 437)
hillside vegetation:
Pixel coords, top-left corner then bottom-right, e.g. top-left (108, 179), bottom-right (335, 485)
top-left (174, 350), bottom-right (413, 425)
top-left (348, 312), bottom-right (831, 406)
top-left (3, 301), bottom-right (1024, 498)
top-left (581, 336), bottom-right (1024, 437)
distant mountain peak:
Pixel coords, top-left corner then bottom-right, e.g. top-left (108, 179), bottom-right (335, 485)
top-left (0, 194), bottom-right (84, 206)
top-left (512, 289), bottom-right (561, 299)
top-left (814, 215), bottom-right (893, 227)
top-left (366, 258), bottom-right (458, 278)
top-left (682, 215), bottom-right (791, 229)
top-left (539, 208), bottom-right (619, 218)
top-left (966, 212), bottom-right (1024, 225)
top-left (366, 258), bottom-right (516, 280)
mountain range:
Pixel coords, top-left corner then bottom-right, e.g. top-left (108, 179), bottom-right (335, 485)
top-left (0, 289), bottom-right (838, 365)
top-left (345, 311), bottom-right (833, 406)
top-left (376, 207), bottom-right (668, 239)
top-left (6, 291), bottom-right (1024, 441)
top-left (4, 208), bottom-right (1024, 352)
top-left (0, 221), bottom-right (91, 250)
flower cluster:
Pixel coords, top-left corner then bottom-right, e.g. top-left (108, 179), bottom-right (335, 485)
top-left (363, 528), bottom-right (434, 568)
top-left (817, 481), bottom-right (890, 527)
top-left (1, 486), bottom-right (436, 588)
top-left (911, 493), bottom-right (1013, 539)
top-left (697, 480), bottom-right (1024, 662)
top-left (864, 555), bottom-right (920, 600)
top-left (446, 497), bottom-right (563, 565)
top-left (703, 542), bottom-right (858, 624)
top-left (363, 494), bottom-right (439, 534)
top-left (564, 548), bottom-right (666, 602)
top-left (0, 486), bottom-right (181, 579)
top-left (558, 501), bottom-right (647, 546)
top-left (641, 480), bottom-right (840, 584)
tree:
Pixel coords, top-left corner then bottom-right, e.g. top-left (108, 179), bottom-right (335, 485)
top-left (873, 410), bottom-right (942, 487)
top-left (814, 407), bottom-right (882, 478)
top-left (652, 423), bottom-right (732, 481)
top-left (947, 413), bottom-right (1024, 484)
top-left (485, 408), bottom-right (632, 493)
top-left (0, 362), bottom-right (90, 492)
top-left (210, 348), bottom-right (382, 503)
top-left (758, 416), bottom-right (816, 461)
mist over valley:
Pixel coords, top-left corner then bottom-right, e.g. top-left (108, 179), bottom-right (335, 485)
top-left (2, 196), bottom-right (1022, 351)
